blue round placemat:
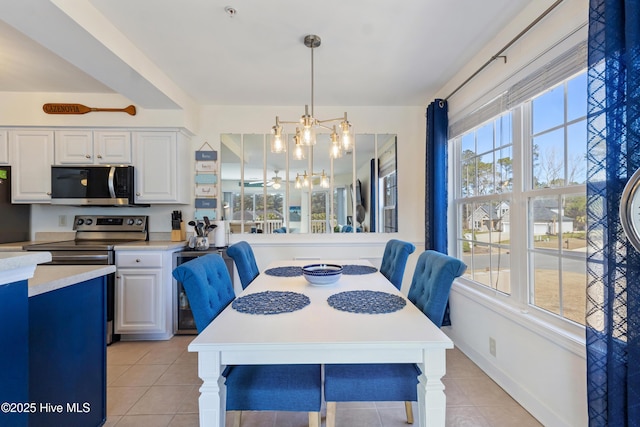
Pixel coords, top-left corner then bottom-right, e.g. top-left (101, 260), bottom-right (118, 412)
top-left (327, 290), bottom-right (406, 314)
top-left (342, 264), bottom-right (378, 275)
top-left (264, 266), bottom-right (303, 277)
top-left (232, 291), bottom-right (310, 315)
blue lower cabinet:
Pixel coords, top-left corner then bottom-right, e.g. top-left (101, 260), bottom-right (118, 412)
top-left (0, 280), bottom-right (29, 427)
top-left (29, 276), bottom-right (106, 427)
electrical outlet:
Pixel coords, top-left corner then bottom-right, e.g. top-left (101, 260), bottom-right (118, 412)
top-left (58, 215), bottom-right (67, 227)
top-left (489, 337), bottom-right (497, 357)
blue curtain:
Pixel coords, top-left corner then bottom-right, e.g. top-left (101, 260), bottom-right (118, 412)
top-left (586, 0), bottom-right (640, 425)
top-left (425, 99), bottom-right (450, 324)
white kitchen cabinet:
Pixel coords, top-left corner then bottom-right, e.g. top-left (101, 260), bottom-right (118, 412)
top-left (55, 130), bottom-right (131, 165)
top-left (133, 131), bottom-right (189, 204)
top-left (9, 130), bottom-right (54, 203)
top-left (115, 250), bottom-right (174, 340)
top-left (0, 130), bottom-right (8, 164)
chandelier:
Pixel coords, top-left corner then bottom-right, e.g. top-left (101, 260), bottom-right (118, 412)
top-left (270, 34), bottom-right (353, 159)
top-left (294, 170), bottom-right (330, 189)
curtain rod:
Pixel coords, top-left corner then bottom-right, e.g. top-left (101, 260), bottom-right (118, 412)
top-left (444, 0), bottom-right (565, 101)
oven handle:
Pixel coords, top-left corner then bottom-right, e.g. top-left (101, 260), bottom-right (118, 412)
top-left (108, 166), bottom-right (116, 199)
top-left (50, 254), bottom-right (111, 264)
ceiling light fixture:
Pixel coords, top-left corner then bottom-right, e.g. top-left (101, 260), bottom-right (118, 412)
top-left (272, 170), bottom-right (282, 190)
top-left (271, 34), bottom-right (353, 159)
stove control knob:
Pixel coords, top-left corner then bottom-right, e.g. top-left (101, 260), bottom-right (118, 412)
top-left (136, 218), bottom-right (144, 226)
top-left (85, 218), bottom-right (93, 225)
top-left (76, 218), bottom-right (84, 226)
top-left (127, 218), bottom-right (135, 225)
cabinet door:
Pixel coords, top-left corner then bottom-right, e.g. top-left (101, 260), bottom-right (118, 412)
top-left (115, 268), bottom-right (164, 333)
top-left (0, 130), bottom-right (8, 164)
top-left (54, 130), bottom-right (94, 164)
top-left (10, 130), bottom-right (54, 203)
top-left (95, 131), bottom-right (132, 164)
top-left (133, 131), bottom-right (180, 203)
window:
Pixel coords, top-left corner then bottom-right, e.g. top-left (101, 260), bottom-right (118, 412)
top-left (457, 114), bottom-right (513, 293)
top-left (450, 52), bottom-right (587, 326)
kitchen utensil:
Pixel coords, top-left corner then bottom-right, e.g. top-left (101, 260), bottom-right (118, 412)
top-left (207, 224), bottom-right (217, 236)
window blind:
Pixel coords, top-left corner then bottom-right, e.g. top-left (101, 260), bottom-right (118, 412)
top-left (449, 40), bottom-right (587, 138)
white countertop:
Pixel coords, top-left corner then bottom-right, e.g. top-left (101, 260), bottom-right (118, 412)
top-left (29, 265), bottom-right (116, 297)
top-left (0, 251), bottom-right (52, 286)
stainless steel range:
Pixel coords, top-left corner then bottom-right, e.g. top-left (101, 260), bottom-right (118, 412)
top-left (25, 215), bottom-right (149, 344)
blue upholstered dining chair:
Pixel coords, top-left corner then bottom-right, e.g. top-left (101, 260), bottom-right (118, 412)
top-left (323, 250), bottom-right (467, 427)
top-left (379, 239), bottom-right (416, 290)
top-left (226, 241), bottom-right (260, 289)
top-left (172, 254), bottom-right (322, 427)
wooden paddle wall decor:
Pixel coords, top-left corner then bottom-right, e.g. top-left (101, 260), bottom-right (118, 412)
top-left (43, 103), bottom-right (136, 116)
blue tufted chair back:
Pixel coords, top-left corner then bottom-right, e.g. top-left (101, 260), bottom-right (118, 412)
top-left (226, 241), bottom-right (260, 289)
top-left (172, 254), bottom-right (235, 333)
top-left (379, 239), bottom-right (416, 289)
top-left (407, 250), bottom-right (467, 327)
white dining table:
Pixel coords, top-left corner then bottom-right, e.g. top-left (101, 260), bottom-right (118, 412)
top-left (188, 259), bottom-right (453, 427)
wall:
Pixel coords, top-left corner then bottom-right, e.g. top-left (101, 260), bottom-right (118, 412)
top-left (436, 0), bottom-right (589, 426)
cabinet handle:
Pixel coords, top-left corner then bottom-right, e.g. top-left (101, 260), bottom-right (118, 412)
top-left (136, 259), bottom-right (141, 263)
top-left (86, 154), bottom-right (91, 158)
top-left (116, 275), bottom-right (120, 279)
top-left (136, 192), bottom-right (141, 196)
top-left (47, 192), bottom-right (51, 195)
top-left (97, 154), bottom-right (103, 159)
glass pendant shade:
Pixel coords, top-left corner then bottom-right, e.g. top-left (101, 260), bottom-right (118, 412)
top-left (340, 118), bottom-right (353, 152)
top-left (329, 127), bottom-right (342, 159)
top-left (320, 170), bottom-right (330, 188)
top-left (293, 129), bottom-right (305, 160)
top-left (270, 129), bottom-right (286, 153)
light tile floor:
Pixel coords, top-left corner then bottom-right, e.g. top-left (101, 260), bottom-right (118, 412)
top-left (105, 335), bottom-right (542, 427)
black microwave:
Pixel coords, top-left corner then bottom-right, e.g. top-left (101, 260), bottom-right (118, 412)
top-left (51, 166), bottom-right (137, 206)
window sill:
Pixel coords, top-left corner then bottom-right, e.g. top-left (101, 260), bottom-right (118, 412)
top-left (450, 280), bottom-right (586, 358)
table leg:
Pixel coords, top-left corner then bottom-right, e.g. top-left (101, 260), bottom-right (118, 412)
top-left (417, 348), bottom-right (447, 427)
top-left (196, 351), bottom-right (225, 427)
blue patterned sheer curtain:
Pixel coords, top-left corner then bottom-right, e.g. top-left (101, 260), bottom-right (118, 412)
top-left (586, 0), bottom-right (640, 425)
top-left (425, 99), bottom-right (450, 324)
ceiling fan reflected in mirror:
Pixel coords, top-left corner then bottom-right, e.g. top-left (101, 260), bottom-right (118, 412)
top-left (247, 170), bottom-right (282, 189)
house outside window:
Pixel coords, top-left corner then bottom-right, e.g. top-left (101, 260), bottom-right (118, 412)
top-left (449, 43), bottom-right (587, 327)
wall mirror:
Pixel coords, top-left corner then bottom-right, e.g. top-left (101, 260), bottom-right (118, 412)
top-left (220, 133), bottom-right (397, 234)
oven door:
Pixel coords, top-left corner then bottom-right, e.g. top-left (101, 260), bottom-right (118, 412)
top-left (39, 250), bottom-right (114, 265)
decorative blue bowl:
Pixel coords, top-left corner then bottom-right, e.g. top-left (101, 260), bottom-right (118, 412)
top-left (302, 264), bottom-right (343, 286)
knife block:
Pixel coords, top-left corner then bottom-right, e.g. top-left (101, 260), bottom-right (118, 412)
top-left (171, 222), bottom-right (187, 242)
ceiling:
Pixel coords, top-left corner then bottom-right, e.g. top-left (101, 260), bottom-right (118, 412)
top-left (0, 0), bottom-right (535, 110)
